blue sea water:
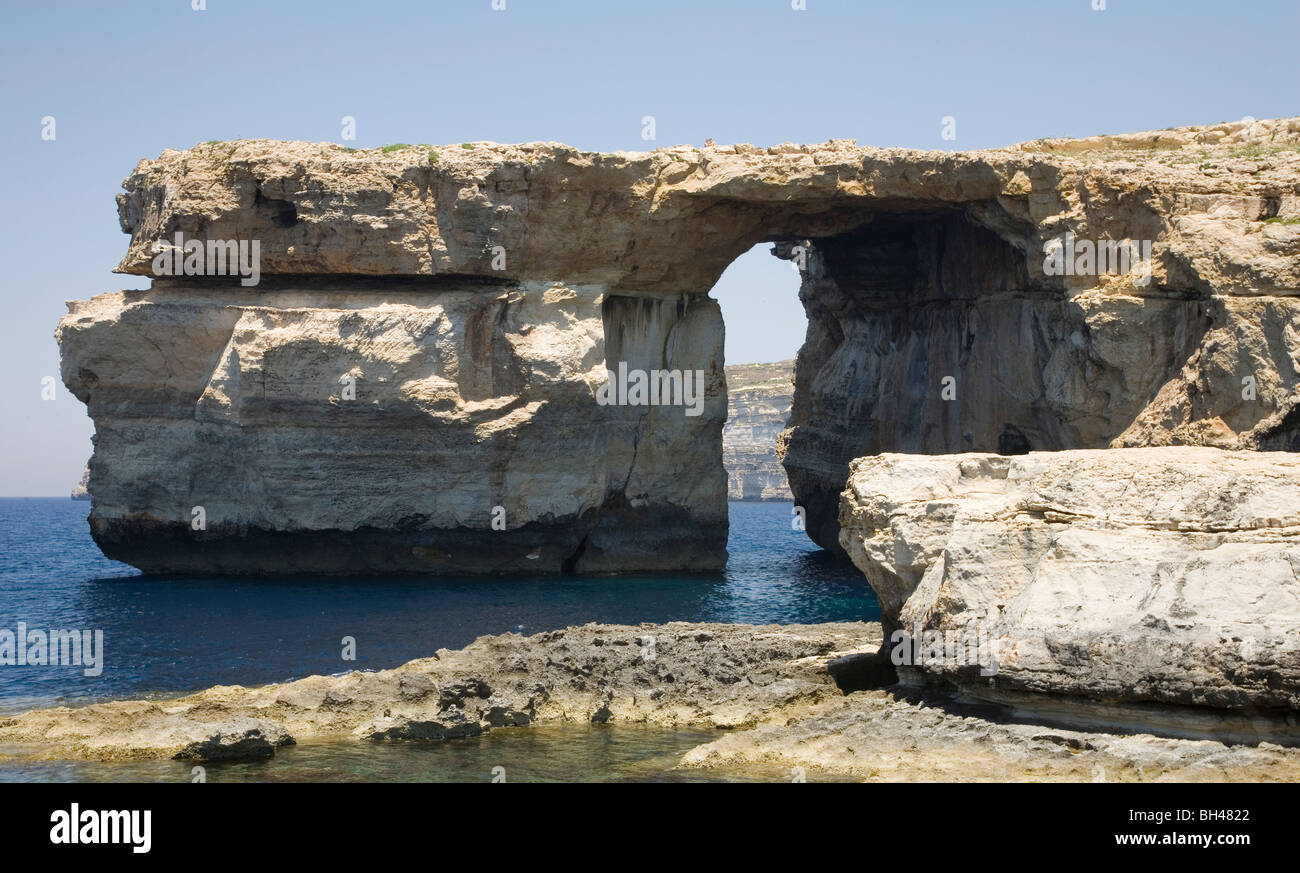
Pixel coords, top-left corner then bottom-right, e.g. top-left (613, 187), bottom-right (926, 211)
top-left (0, 498), bottom-right (878, 712)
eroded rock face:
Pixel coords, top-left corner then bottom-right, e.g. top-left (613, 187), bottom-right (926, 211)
top-left (0, 622), bottom-right (876, 761)
top-left (173, 719), bottom-right (293, 762)
top-left (61, 284), bottom-right (725, 574)
top-left (838, 448), bottom-right (1300, 714)
top-left (723, 361), bottom-right (793, 500)
top-left (61, 117), bottom-right (1300, 569)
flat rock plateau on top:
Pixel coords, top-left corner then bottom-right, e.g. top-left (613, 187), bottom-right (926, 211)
top-left (114, 119), bottom-right (1300, 295)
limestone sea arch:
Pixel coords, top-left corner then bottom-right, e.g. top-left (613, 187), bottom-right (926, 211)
top-left (59, 117), bottom-right (1300, 573)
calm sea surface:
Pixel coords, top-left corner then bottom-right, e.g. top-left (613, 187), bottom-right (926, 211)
top-left (0, 498), bottom-right (877, 781)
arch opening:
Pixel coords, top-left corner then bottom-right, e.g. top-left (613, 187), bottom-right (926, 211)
top-left (706, 204), bottom-right (1075, 558)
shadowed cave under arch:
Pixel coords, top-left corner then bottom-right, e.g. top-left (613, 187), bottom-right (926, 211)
top-left (697, 204), bottom-right (1199, 556)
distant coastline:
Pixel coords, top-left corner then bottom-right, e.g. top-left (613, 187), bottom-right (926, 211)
top-left (724, 361), bottom-right (793, 501)
top-left (70, 465), bottom-right (89, 501)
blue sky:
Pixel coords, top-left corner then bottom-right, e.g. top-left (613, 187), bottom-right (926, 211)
top-left (1, 0), bottom-right (1296, 494)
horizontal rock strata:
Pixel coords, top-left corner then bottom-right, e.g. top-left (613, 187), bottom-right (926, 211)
top-left (60, 117), bottom-right (1300, 569)
top-left (723, 361), bottom-right (793, 500)
top-left (683, 690), bottom-right (1300, 782)
top-left (61, 285), bottom-right (725, 574)
top-left (838, 448), bottom-right (1300, 720)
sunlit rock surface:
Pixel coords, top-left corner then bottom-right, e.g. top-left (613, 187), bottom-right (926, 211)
top-left (60, 117), bottom-right (1300, 571)
top-left (839, 448), bottom-right (1300, 716)
top-left (61, 285), bottom-right (725, 574)
top-left (5, 620), bottom-right (1297, 777)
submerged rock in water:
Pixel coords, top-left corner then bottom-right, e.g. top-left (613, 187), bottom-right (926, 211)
top-left (58, 117), bottom-right (1300, 572)
top-left (838, 448), bottom-right (1300, 717)
top-left (173, 719), bottom-right (294, 762)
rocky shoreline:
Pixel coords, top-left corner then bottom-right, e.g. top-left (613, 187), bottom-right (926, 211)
top-left (2, 621), bottom-right (1296, 781)
top-left (0, 622), bottom-right (870, 762)
top-left (40, 116), bottom-right (1300, 778)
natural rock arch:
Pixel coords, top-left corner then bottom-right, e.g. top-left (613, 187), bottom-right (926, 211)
top-left (60, 119), bottom-right (1300, 574)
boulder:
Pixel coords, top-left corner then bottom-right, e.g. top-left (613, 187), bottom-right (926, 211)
top-left (838, 448), bottom-right (1300, 714)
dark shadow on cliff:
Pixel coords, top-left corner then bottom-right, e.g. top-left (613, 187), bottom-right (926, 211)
top-left (710, 208), bottom-right (1216, 561)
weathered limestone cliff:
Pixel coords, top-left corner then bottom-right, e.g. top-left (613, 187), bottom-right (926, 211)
top-left (839, 448), bottom-right (1300, 722)
top-left (62, 284), bottom-right (725, 573)
top-left (723, 361), bottom-right (793, 500)
top-left (60, 117), bottom-right (1300, 572)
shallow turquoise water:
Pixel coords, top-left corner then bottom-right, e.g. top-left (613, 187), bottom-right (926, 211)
top-left (0, 724), bottom-right (847, 783)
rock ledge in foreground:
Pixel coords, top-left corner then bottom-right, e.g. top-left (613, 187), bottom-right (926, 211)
top-left (839, 447), bottom-right (1300, 714)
